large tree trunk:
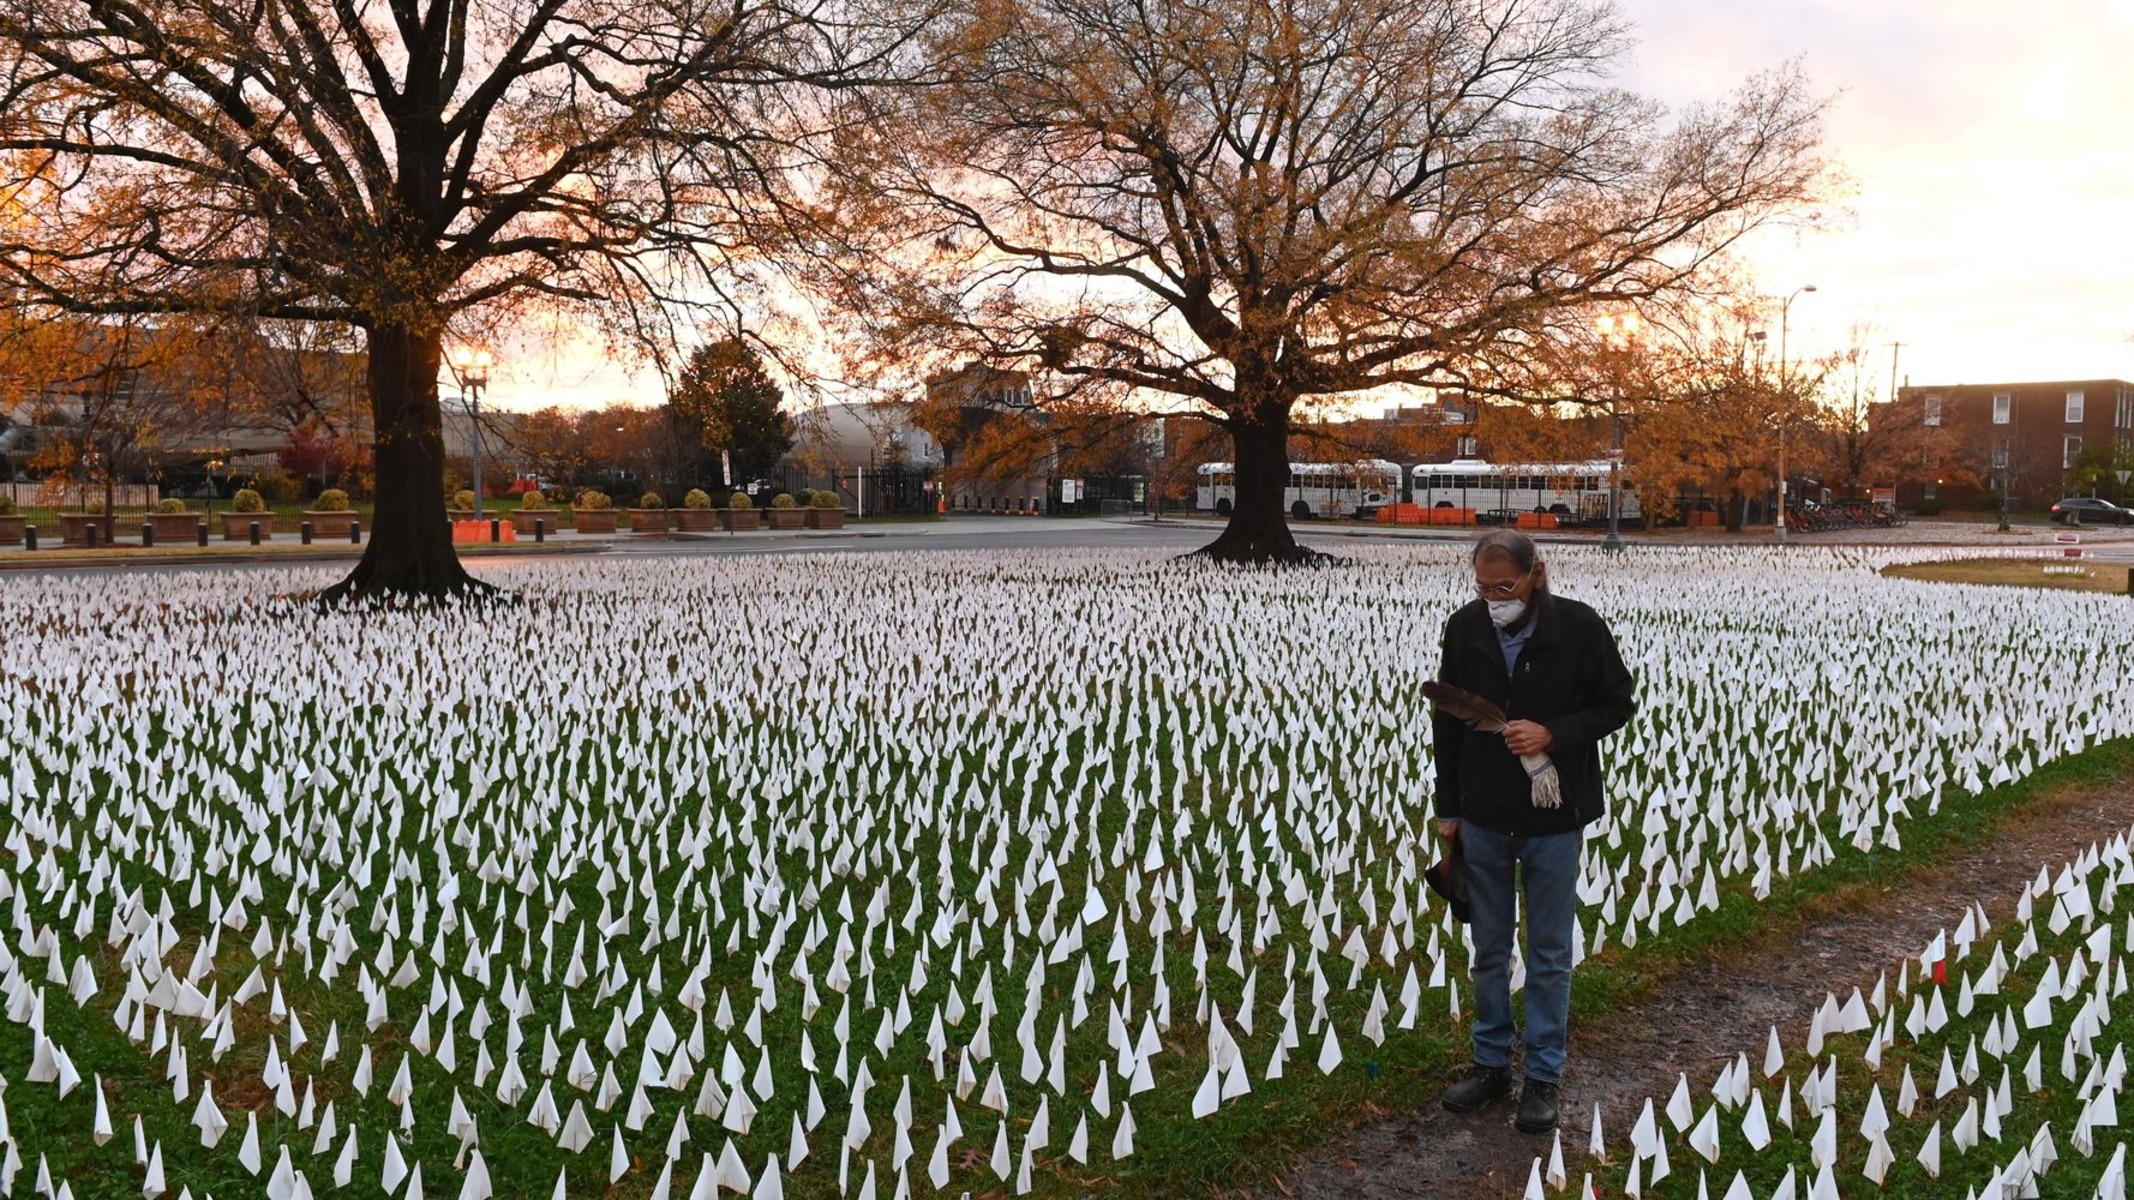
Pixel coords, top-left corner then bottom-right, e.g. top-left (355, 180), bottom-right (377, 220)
top-left (1191, 408), bottom-right (1326, 564)
top-left (321, 322), bottom-right (485, 601)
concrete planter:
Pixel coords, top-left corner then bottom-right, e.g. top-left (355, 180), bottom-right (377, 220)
top-left (146, 513), bottom-right (207, 543)
top-left (60, 512), bottom-right (112, 546)
top-left (805, 507), bottom-right (845, 530)
top-left (303, 511), bottom-right (359, 538)
top-left (59, 512), bottom-right (116, 547)
top-left (765, 508), bottom-right (806, 530)
top-left (511, 508), bottom-right (561, 535)
top-left (720, 509), bottom-right (761, 531)
top-left (674, 508), bottom-right (721, 532)
top-left (0, 515), bottom-right (22, 545)
top-left (628, 508), bottom-right (670, 533)
top-left (573, 509), bottom-right (618, 533)
top-left (220, 511), bottom-right (275, 540)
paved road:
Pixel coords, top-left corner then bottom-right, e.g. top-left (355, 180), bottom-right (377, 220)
top-left (0, 518), bottom-right (1239, 580)
top-left (9, 514), bottom-right (2133, 580)
top-left (462, 518), bottom-right (1481, 575)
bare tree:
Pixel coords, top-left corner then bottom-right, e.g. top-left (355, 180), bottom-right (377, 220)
top-left (1612, 302), bottom-right (1787, 530)
top-left (22, 315), bottom-right (231, 516)
top-left (1781, 328), bottom-right (1975, 509)
top-left (0, 0), bottom-right (927, 596)
top-left (825, 0), bottom-right (1828, 561)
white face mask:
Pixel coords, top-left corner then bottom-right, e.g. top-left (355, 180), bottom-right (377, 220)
top-left (1487, 598), bottom-right (1528, 628)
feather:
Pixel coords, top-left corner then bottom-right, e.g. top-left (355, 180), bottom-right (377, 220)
top-left (1424, 681), bottom-right (1563, 809)
top-left (1420, 681), bottom-right (1509, 732)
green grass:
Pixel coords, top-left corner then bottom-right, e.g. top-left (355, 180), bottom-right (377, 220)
top-left (4, 720), bottom-right (2126, 1200)
top-left (1575, 745), bottom-right (2134, 1197)
top-left (1884, 558), bottom-right (2132, 596)
top-left (1569, 737), bottom-right (2134, 1021)
top-left (0, 552), bottom-right (2127, 1200)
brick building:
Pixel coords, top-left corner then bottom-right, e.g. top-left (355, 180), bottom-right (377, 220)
top-left (1890, 380), bottom-right (2134, 510)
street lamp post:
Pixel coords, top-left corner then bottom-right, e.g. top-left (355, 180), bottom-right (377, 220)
top-left (1775, 284), bottom-right (1817, 543)
top-left (448, 349), bottom-right (494, 519)
top-left (1595, 312), bottom-right (1640, 553)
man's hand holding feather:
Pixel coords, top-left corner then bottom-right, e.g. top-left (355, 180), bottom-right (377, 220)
top-left (1503, 720), bottom-right (1553, 757)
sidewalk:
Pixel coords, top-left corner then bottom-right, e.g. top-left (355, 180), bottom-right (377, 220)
top-left (1142, 512), bottom-right (2134, 550)
top-left (0, 523), bottom-right (903, 571)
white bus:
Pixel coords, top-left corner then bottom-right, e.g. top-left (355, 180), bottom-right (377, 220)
top-left (1411, 458), bottom-right (1640, 524)
top-left (1197, 460), bottom-right (1402, 519)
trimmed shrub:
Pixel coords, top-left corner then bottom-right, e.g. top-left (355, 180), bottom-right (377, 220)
top-left (521, 490), bottom-right (547, 507)
top-left (452, 489), bottom-right (476, 511)
top-left (313, 489), bottom-right (351, 512)
top-left (682, 488), bottom-right (713, 509)
top-left (0, 496), bottom-right (14, 516)
top-left (771, 492), bottom-right (797, 509)
top-left (155, 498), bottom-right (190, 514)
top-left (253, 469), bottom-right (303, 506)
top-left (638, 492), bottom-right (664, 509)
top-left (576, 489), bottom-right (612, 510)
top-left (232, 489), bottom-right (266, 513)
top-left (728, 491), bottom-right (753, 510)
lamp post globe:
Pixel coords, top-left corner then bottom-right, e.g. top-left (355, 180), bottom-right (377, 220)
top-left (448, 349), bottom-right (496, 518)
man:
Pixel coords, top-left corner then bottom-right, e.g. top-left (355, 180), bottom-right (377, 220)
top-left (1433, 530), bottom-right (1636, 1133)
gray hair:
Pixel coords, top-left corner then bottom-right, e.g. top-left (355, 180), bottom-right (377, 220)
top-left (1471, 529), bottom-right (1540, 571)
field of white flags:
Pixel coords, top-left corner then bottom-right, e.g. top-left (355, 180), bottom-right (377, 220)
top-left (1573, 825), bottom-right (2134, 1200)
top-left (0, 544), bottom-right (2130, 1200)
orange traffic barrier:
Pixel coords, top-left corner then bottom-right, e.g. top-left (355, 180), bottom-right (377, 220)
top-left (1515, 512), bottom-right (1558, 530)
top-left (450, 519), bottom-right (516, 544)
top-left (1379, 505), bottom-right (1477, 526)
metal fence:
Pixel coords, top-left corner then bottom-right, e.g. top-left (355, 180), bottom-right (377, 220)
top-left (3, 481), bottom-right (161, 508)
top-left (756, 464), bottom-right (940, 516)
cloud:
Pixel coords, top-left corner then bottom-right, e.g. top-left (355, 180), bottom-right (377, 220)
top-left (1614, 0), bottom-right (2134, 384)
top-left (495, 0), bottom-right (2134, 407)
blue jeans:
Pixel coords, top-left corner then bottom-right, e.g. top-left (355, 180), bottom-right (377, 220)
top-left (1462, 823), bottom-right (1581, 1084)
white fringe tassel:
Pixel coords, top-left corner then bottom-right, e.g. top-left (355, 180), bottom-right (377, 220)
top-left (1521, 755), bottom-right (1562, 809)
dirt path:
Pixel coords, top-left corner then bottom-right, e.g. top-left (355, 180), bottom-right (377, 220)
top-left (1254, 779), bottom-right (2134, 1199)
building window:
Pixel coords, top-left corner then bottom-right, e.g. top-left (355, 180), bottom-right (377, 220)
top-left (2067, 391), bottom-right (2085, 423)
top-left (1993, 393), bottom-right (2011, 424)
top-left (2065, 435), bottom-right (2083, 468)
top-left (1924, 481), bottom-right (1937, 501)
top-left (1991, 443), bottom-right (2009, 469)
top-left (1924, 394), bottom-right (1942, 426)
top-left (1457, 436), bottom-right (1477, 457)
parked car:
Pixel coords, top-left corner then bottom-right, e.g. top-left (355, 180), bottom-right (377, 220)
top-left (2051, 497), bottom-right (2134, 526)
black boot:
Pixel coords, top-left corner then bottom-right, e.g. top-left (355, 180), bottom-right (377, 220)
top-left (1440, 1064), bottom-right (1513, 1114)
top-left (1515, 1079), bottom-right (1561, 1133)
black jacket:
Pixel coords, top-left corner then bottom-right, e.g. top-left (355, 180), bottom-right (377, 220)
top-left (1433, 593), bottom-right (1636, 836)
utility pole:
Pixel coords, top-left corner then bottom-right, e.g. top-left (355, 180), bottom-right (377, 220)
top-left (1776, 285), bottom-right (1817, 543)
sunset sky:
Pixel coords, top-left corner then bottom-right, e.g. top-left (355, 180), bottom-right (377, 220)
top-left (1617, 0), bottom-right (2134, 394)
top-left (474, 0), bottom-right (2134, 412)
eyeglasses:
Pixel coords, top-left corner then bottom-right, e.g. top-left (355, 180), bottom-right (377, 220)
top-left (1473, 569), bottom-right (1531, 600)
